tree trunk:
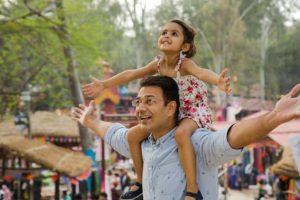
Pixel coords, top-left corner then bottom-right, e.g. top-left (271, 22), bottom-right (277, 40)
top-left (54, 0), bottom-right (93, 152)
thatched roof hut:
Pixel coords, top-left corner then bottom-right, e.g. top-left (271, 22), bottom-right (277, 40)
top-left (0, 135), bottom-right (92, 177)
top-left (0, 111), bottom-right (92, 177)
top-left (0, 111), bottom-right (79, 137)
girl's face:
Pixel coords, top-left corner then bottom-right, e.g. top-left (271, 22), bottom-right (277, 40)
top-left (157, 22), bottom-right (187, 55)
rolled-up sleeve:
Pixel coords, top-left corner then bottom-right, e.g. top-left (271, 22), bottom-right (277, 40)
top-left (104, 123), bottom-right (130, 158)
top-left (192, 126), bottom-right (243, 168)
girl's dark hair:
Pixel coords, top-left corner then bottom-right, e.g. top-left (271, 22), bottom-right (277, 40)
top-left (170, 19), bottom-right (197, 58)
top-left (140, 76), bottom-right (180, 125)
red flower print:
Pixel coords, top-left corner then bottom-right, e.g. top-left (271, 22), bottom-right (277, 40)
top-left (195, 94), bottom-right (203, 101)
top-left (187, 86), bottom-right (193, 93)
top-left (190, 80), bottom-right (195, 85)
top-left (184, 99), bottom-right (192, 106)
top-left (190, 108), bottom-right (197, 113)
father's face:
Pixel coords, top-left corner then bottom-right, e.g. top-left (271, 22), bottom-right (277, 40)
top-left (134, 86), bottom-right (171, 132)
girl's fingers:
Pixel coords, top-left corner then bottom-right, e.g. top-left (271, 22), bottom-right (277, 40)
top-left (220, 68), bottom-right (229, 78)
top-left (90, 75), bottom-right (99, 83)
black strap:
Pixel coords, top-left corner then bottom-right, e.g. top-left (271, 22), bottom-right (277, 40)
top-left (186, 192), bottom-right (197, 198)
top-left (185, 191), bottom-right (203, 200)
top-left (133, 182), bottom-right (142, 188)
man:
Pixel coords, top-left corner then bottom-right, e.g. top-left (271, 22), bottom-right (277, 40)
top-left (72, 76), bottom-right (300, 200)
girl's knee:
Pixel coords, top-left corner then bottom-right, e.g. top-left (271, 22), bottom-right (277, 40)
top-left (127, 132), bottom-right (141, 144)
top-left (174, 130), bottom-right (191, 145)
top-left (127, 127), bottom-right (149, 144)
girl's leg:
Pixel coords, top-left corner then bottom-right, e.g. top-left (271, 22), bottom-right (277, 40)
top-left (174, 118), bottom-right (199, 200)
top-left (126, 125), bottom-right (149, 190)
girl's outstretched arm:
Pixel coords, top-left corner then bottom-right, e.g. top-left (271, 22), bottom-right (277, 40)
top-left (181, 59), bottom-right (231, 94)
top-left (82, 60), bottom-right (157, 98)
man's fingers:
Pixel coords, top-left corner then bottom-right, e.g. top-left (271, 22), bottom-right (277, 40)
top-left (78, 104), bottom-right (86, 109)
top-left (89, 100), bottom-right (95, 107)
top-left (288, 84), bottom-right (300, 98)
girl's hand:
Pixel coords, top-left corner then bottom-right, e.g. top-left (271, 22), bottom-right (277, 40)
top-left (82, 76), bottom-right (106, 98)
top-left (217, 68), bottom-right (231, 95)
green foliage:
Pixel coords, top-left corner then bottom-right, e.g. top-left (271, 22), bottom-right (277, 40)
top-left (265, 23), bottom-right (300, 99)
top-left (0, 0), bottom-right (299, 115)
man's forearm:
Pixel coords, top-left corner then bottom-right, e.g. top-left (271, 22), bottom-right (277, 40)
top-left (87, 119), bottom-right (114, 139)
top-left (227, 111), bottom-right (280, 149)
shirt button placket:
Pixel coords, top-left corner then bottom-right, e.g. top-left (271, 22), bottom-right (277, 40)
top-left (149, 145), bottom-right (155, 195)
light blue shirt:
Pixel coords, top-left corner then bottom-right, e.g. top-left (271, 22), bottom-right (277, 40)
top-left (105, 124), bottom-right (242, 200)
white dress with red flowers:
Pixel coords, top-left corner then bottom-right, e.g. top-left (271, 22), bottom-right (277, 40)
top-left (157, 57), bottom-right (212, 129)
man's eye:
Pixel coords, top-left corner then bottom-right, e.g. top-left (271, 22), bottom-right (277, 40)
top-left (146, 99), bottom-right (154, 105)
top-left (133, 100), bottom-right (141, 106)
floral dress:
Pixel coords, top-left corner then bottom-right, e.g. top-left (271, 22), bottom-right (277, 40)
top-left (157, 57), bottom-right (212, 129)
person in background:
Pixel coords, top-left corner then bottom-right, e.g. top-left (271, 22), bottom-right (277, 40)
top-left (62, 190), bottom-right (71, 200)
top-left (98, 192), bottom-right (108, 200)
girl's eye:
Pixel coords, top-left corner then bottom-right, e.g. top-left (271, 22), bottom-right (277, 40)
top-left (171, 31), bottom-right (178, 36)
top-left (161, 31), bottom-right (167, 35)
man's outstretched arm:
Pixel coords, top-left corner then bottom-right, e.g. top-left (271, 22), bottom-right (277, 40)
top-left (228, 84), bottom-right (300, 149)
top-left (71, 101), bottom-right (113, 139)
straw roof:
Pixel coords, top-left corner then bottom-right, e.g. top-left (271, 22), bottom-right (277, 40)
top-left (271, 146), bottom-right (299, 178)
top-left (0, 135), bottom-right (92, 177)
top-left (0, 111), bottom-right (79, 137)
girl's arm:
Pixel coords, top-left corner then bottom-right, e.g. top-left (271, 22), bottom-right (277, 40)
top-left (181, 59), bottom-right (231, 94)
top-left (82, 60), bottom-right (158, 98)
top-left (103, 60), bottom-right (157, 88)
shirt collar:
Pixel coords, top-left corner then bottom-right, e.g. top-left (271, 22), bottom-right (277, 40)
top-left (148, 127), bottom-right (177, 146)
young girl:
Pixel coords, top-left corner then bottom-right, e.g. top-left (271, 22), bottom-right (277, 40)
top-left (82, 19), bottom-right (230, 200)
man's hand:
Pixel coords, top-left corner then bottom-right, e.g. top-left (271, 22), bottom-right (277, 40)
top-left (82, 76), bottom-right (105, 98)
top-left (217, 68), bottom-right (231, 95)
top-left (273, 84), bottom-right (300, 123)
top-left (71, 101), bottom-right (97, 127)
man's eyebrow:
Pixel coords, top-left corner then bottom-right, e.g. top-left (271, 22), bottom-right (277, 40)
top-left (136, 95), bottom-right (155, 99)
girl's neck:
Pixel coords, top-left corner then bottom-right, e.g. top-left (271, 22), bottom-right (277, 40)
top-left (162, 53), bottom-right (179, 68)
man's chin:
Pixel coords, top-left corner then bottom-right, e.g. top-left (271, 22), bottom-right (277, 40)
top-left (139, 122), bottom-right (151, 131)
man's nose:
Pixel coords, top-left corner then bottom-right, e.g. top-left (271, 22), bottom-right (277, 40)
top-left (135, 103), bottom-right (147, 112)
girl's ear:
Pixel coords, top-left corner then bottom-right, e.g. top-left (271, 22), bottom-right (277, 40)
top-left (182, 43), bottom-right (191, 53)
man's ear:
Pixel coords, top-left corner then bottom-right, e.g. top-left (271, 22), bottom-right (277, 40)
top-left (182, 43), bottom-right (191, 53)
top-left (167, 101), bottom-right (177, 116)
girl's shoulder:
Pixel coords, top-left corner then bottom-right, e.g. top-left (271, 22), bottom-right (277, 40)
top-left (181, 58), bottom-right (198, 67)
top-left (180, 58), bottom-right (199, 72)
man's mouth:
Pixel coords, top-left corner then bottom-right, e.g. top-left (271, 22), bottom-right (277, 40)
top-left (139, 115), bottom-right (152, 122)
